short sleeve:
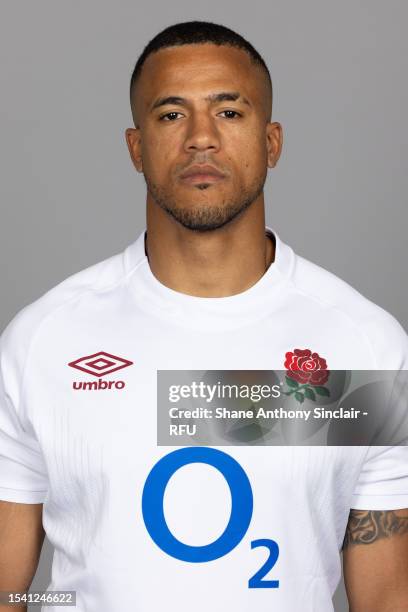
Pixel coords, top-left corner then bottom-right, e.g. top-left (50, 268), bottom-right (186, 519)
top-left (350, 312), bottom-right (408, 510)
top-left (351, 445), bottom-right (408, 510)
top-left (0, 318), bottom-right (49, 504)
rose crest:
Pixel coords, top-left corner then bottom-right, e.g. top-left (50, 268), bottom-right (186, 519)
top-left (283, 348), bottom-right (330, 403)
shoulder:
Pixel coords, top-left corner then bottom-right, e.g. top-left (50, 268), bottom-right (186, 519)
top-left (290, 252), bottom-right (408, 368)
top-left (0, 246), bottom-right (128, 368)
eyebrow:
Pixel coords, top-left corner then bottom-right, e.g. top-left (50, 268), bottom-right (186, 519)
top-left (150, 91), bottom-right (251, 111)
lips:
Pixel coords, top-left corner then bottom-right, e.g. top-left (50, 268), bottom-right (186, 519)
top-left (179, 164), bottom-right (226, 184)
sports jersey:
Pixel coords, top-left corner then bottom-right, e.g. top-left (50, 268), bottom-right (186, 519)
top-left (0, 225), bottom-right (407, 611)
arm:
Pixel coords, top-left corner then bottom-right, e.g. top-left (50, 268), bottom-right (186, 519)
top-left (342, 508), bottom-right (408, 612)
top-left (0, 501), bottom-right (46, 612)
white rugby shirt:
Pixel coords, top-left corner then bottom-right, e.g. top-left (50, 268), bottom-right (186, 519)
top-left (1, 226), bottom-right (407, 611)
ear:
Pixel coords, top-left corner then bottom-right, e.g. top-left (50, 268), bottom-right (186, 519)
top-left (125, 127), bottom-right (143, 173)
top-left (266, 122), bottom-right (283, 168)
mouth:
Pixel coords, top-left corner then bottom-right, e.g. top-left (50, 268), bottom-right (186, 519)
top-left (181, 173), bottom-right (225, 185)
top-left (179, 164), bottom-right (226, 185)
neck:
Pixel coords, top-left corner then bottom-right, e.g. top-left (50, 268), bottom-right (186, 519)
top-left (144, 194), bottom-right (275, 298)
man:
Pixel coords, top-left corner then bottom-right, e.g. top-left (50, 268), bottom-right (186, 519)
top-left (0, 20), bottom-right (407, 612)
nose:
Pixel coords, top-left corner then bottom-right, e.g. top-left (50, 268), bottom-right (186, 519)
top-left (183, 111), bottom-right (221, 154)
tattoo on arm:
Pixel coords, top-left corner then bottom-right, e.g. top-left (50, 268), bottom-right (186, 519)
top-left (342, 510), bottom-right (408, 549)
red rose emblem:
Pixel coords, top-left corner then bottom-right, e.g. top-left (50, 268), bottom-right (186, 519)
top-left (284, 348), bottom-right (329, 386)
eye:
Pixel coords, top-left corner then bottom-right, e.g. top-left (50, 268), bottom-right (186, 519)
top-left (159, 112), bottom-right (184, 121)
top-left (218, 110), bottom-right (242, 119)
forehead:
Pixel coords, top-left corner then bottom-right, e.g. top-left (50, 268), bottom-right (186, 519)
top-left (137, 43), bottom-right (266, 101)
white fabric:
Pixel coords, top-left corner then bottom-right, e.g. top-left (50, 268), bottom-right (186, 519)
top-left (0, 225), bottom-right (407, 611)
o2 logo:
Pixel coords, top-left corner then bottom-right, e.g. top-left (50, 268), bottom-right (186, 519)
top-left (142, 447), bottom-right (279, 588)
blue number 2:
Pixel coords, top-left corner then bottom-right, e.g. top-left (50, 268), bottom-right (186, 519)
top-left (248, 539), bottom-right (280, 588)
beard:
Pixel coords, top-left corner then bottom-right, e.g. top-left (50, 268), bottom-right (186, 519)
top-left (143, 171), bottom-right (267, 232)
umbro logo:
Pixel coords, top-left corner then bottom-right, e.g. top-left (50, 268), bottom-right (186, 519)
top-left (68, 351), bottom-right (133, 377)
top-left (68, 351), bottom-right (133, 391)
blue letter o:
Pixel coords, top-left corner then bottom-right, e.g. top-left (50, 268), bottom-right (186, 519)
top-left (142, 447), bottom-right (253, 562)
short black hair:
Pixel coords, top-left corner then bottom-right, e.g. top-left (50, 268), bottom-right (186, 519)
top-left (129, 21), bottom-right (272, 122)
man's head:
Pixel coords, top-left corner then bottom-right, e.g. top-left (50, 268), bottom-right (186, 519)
top-left (126, 21), bottom-right (282, 232)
